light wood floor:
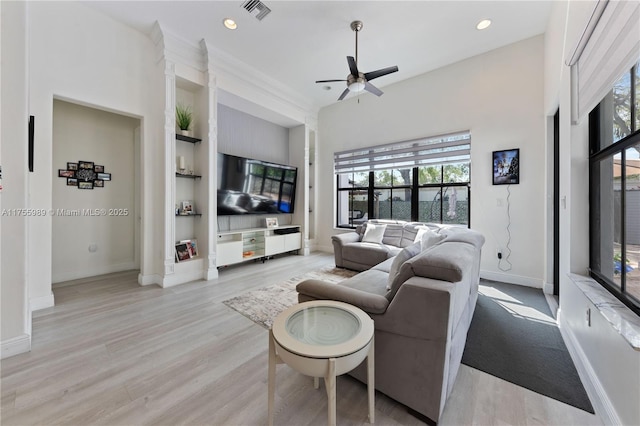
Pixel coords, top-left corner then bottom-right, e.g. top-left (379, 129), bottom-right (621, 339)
top-left (1, 253), bottom-right (602, 426)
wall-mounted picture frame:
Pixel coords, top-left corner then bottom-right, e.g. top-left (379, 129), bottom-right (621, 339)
top-left (93, 179), bottom-right (104, 188)
top-left (67, 178), bottom-right (78, 186)
top-left (492, 148), bottom-right (520, 185)
top-left (67, 162), bottom-right (78, 171)
top-left (265, 217), bottom-right (278, 228)
top-left (175, 242), bottom-right (191, 262)
top-left (97, 172), bottom-right (111, 181)
top-left (59, 169), bottom-right (75, 178)
top-left (94, 165), bottom-right (104, 173)
top-left (78, 161), bottom-right (94, 170)
top-left (78, 181), bottom-right (94, 190)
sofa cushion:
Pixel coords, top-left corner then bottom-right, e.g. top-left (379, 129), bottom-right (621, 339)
top-left (410, 242), bottom-right (475, 283)
top-left (387, 242), bottom-right (421, 290)
top-left (362, 223), bottom-right (387, 243)
top-left (381, 223), bottom-right (405, 247)
top-left (416, 227), bottom-right (446, 250)
top-left (343, 242), bottom-right (391, 267)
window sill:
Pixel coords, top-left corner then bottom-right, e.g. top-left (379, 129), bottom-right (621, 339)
top-left (568, 273), bottom-right (640, 351)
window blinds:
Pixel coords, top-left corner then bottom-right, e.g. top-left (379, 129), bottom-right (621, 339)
top-left (334, 131), bottom-right (470, 173)
top-left (569, 0), bottom-right (640, 123)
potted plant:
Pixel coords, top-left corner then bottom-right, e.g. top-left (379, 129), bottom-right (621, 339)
top-left (175, 103), bottom-right (193, 137)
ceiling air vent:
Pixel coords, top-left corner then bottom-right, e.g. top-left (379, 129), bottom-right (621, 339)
top-left (242, 0), bottom-right (271, 21)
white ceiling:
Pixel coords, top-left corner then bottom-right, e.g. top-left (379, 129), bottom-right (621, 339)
top-left (85, 0), bottom-right (552, 122)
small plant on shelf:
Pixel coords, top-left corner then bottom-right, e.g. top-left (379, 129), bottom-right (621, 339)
top-left (175, 103), bottom-right (193, 136)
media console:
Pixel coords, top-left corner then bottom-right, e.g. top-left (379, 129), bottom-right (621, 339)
top-left (216, 225), bottom-right (302, 267)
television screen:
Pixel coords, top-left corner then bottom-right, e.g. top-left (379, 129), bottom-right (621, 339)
top-left (492, 149), bottom-right (520, 185)
top-left (217, 153), bottom-right (297, 215)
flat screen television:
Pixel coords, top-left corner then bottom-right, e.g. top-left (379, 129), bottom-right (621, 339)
top-left (217, 152), bottom-right (297, 215)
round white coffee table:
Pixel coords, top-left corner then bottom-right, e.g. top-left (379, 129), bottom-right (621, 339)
top-left (268, 300), bottom-right (375, 426)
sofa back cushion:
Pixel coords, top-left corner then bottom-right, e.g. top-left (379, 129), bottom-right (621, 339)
top-left (384, 240), bottom-right (476, 301)
top-left (386, 242), bottom-right (421, 290)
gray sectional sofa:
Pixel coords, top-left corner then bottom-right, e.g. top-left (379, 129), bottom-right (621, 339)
top-left (297, 220), bottom-right (485, 424)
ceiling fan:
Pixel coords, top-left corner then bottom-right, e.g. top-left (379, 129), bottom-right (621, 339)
top-left (316, 20), bottom-right (399, 101)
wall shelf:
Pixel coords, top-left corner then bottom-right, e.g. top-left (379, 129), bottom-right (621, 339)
top-left (176, 213), bottom-right (202, 217)
top-left (176, 134), bottom-right (201, 144)
top-left (176, 173), bottom-right (202, 179)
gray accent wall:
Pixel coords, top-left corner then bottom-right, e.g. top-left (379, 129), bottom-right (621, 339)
top-left (216, 104), bottom-right (294, 231)
top-left (217, 104), bottom-right (289, 165)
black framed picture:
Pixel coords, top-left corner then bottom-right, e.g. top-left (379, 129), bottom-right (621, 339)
top-left (492, 149), bottom-right (520, 185)
top-left (78, 181), bottom-right (94, 190)
top-left (97, 172), bottom-right (111, 181)
top-left (67, 178), bottom-right (78, 186)
top-left (59, 169), bottom-right (75, 178)
top-left (67, 162), bottom-right (78, 171)
top-left (78, 161), bottom-right (94, 170)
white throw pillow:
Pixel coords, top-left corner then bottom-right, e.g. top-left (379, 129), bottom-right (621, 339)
top-left (419, 229), bottom-right (445, 251)
top-left (413, 226), bottom-right (430, 243)
top-left (362, 223), bottom-right (387, 244)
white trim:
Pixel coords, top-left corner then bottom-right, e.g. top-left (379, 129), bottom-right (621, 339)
top-left (479, 270), bottom-right (543, 288)
top-left (543, 280), bottom-right (555, 295)
top-left (52, 262), bottom-right (136, 284)
top-left (161, 269), bottom-right (204, 288)
top-left (30, 292), bottom-right (54, 311)
top-left (138, 273), bottom-right (162, 286)
top-left (1, 334), bottom-right (31, 359)
top-left (557, 309), bottom-right (620, 426)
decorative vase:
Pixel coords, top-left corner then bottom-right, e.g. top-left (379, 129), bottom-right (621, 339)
top-left (179, 129), bottom-right (192, 137)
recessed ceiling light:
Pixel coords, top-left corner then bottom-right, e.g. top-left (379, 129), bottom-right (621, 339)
top-left (223, 18), bottom-right (237, 30)
top-left (476, 19), bottom-right (492, 30)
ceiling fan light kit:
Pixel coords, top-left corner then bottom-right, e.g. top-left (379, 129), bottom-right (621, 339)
top-left (316, 20), bottom-right (399, 101)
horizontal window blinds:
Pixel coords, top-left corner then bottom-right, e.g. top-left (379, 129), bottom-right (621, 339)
top-left (334, 131), bottom-right (470, 173)
top-left (571, 0), bottom-right (640, 123)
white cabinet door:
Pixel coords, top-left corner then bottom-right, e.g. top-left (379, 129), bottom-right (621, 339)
top-left (284, 233), bottom-right (301, 251)
top-left (265, 235), bottom-right (285, 256)
top-left (217, 241), bottom-right (243, 266)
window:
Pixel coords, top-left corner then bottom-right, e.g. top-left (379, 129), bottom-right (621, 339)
top-left (335, 132), bottom-right (471, 228)
top-left (590, 61), bottom-right (640, 316)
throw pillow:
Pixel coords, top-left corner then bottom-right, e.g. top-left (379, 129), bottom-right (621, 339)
top-left (386, 242), bottom-right (421, 290)
top-left (362, 223), bottom-right (387, 244)
top-left (419, 229), bottom-right (445, 251)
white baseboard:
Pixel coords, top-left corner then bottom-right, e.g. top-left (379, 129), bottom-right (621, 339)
top-left (480, 270), bottom-right (543, 288)
top-left (543, 280), bottom-right (555, 294)
top-left (1, 334), bottom-right (31, 359)
top-left (557, 309), bottom-right (620, 426)
top-left (138, 273), bottom-right (162, 286)
top-left (161, 270), bottom-right (204, 288)
top-left (30, 292), bottom-right (54, 311)
top-left (53, 262), bottom-right (137, 284)
top-left (316, 244), bottom-right (333, 254)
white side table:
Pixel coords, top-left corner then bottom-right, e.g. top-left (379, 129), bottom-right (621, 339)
top-left (268, 300), bottom-right (375, 426)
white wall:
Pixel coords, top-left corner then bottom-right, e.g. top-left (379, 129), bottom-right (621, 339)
top-left (51, 100), bottom-right (139, 283)
top-left (26, 2), bottom-right (162, 305)
top-left (545, 1), bottom-right (640, 424)
top-left (0, 0), bottom-right (32, 358)
top-left (318, 35), bottom-right (546, 287)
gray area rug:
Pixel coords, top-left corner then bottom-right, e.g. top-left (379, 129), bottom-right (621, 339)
top-left (462, 279), bottom-right (594, 414)
top-left (222, 267), bottom-right (357, 329)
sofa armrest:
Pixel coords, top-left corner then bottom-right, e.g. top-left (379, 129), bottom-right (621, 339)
top-left (332, 232), bottom-right (361, 245)
top-left (296, 279), bottom-right (389, 314)
top-left (331, 232), bottom-right (361, 268)
top-left (373, 277), bottom-right (453, 341)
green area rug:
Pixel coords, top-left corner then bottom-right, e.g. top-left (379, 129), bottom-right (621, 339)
top-left (462, 280), bottom-right (594, 413)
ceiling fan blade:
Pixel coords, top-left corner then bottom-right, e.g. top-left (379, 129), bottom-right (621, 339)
top-left (347, 56), bottom-right (359, 77)
top-left (315, 79), bottom-right (347, 83)
top-left (364, 81), bottom-right (383, 97)
top-left (338, 88), bottom-right (350, 101)
top-left (364, 66), bottom-right (399, 81)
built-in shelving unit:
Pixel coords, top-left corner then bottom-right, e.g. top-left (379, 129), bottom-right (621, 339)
top-left (216, 225), bottom-right (301, 267)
